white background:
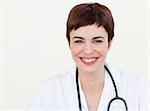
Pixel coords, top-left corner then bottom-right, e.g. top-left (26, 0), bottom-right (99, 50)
top-left (0, 0), bottom-right (149, 111)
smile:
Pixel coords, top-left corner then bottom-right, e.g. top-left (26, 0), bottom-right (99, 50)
top-left (79, 57), bottom-right (98, 65)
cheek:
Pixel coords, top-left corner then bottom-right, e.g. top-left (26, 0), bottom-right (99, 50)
top-left (70, 45), bottom-right (82, 57)
top-left (94, 44), bottom-right (109, 55)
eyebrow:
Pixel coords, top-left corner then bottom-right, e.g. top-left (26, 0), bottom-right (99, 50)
top-left (93, 36), bottom-right (104, 40)
top-left (73, 36), bottom-right (104, 40)
top-left (73, 36), bottom-right (84, 39)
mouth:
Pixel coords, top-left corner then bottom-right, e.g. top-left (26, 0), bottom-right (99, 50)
top-left (79, 57), bottom-right (99, 65)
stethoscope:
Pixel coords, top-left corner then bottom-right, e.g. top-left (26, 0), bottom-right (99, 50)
top-left (76, 65), bottom-right (128, 111)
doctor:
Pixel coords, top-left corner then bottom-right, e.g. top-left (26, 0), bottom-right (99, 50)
top-left (27, 3), bottom-right (148, 111)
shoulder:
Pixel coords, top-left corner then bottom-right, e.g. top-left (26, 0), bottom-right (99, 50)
top-left (110, 65), bottom-right (148, 96)
top-left (118, 68), bottom-right (146, 87)
top-left (110, 65), bottom-right (146, 85)
top-left (39, 66), bottom-right (76, 89)
top-left (107, 64), bottom-right (148, 92)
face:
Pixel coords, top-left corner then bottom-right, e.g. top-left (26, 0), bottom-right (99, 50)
top-left (69, 24), bottom-right (112, 73)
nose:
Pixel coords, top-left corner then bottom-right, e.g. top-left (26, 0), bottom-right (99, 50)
top-left (83, 43), bottom-right (94, 54)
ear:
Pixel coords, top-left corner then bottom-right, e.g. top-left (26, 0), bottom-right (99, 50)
top-left (108, 40), bottom-right (113, 50)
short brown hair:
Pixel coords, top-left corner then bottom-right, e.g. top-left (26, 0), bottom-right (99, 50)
top-left (66, 3), bottom-right (114, 43)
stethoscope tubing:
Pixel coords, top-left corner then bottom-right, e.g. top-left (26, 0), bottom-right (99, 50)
top-left (76, 65), bottom-right (128, 111)
top-left (76, 68), bottom-right (82, 111)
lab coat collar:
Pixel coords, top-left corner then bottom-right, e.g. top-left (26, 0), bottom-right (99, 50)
top-left (58, 65), bottom-right (78, 110)
top-left (104, 63), bottom-right (122, 90)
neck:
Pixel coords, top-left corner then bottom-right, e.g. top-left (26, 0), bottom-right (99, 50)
top-left (78, 66), bottom-right (105, 94)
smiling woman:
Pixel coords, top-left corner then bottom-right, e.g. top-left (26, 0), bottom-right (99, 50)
top-left (26, 2), bottom-right (148, 111)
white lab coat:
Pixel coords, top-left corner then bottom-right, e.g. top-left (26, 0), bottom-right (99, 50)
top-left (26, 64), bottom-right (149, 111)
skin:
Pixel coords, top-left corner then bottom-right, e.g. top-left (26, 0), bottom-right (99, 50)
top-left (69, 24), bottom-right (112, 111)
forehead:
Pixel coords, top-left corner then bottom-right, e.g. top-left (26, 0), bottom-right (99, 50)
top-left (70, 24), bottom-right (108, 39)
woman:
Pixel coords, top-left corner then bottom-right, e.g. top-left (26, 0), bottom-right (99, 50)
top-left (27, 3), bottom-right (148, 111)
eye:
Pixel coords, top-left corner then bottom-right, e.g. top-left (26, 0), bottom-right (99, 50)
top-left (74, 40), bottom-right (84, 43)
top-left (93, 39), bottom-right (103, 43)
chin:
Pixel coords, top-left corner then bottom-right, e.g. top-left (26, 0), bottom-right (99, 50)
top-left (77, 64), bottom-right (98, 73)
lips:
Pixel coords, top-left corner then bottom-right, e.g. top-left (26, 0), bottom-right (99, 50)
top-left (79, 57), bottom-right (98, 65)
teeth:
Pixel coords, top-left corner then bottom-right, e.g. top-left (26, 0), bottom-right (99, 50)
top-left (82, 58), bottom-right (96, 63)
